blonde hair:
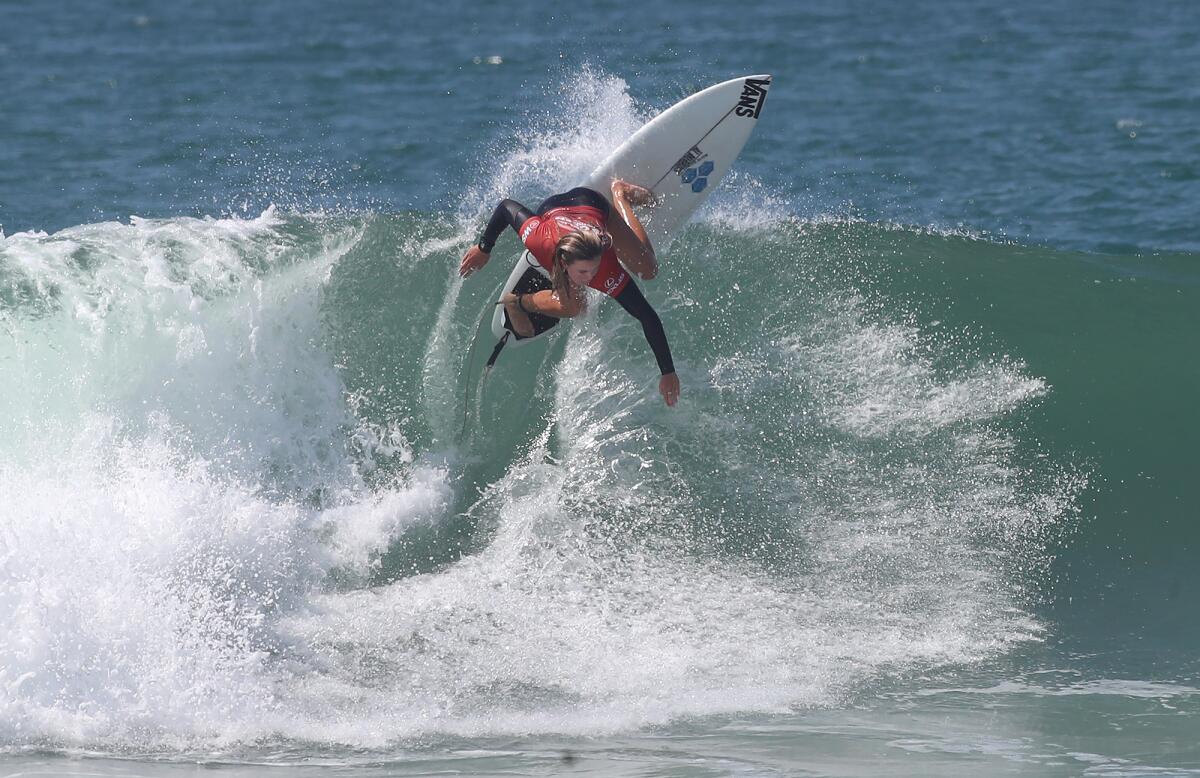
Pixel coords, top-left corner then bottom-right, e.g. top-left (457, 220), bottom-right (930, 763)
top-left (551, 229), bottom-right (605, 304)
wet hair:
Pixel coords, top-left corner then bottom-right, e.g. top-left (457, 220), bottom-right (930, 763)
top-left (551, 229), bottom-right (605, 304)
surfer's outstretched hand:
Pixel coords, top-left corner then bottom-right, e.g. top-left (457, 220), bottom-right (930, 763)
top-left (459, 245), bottom-right (490, 278)
top-left (659, 372), bottom-right (680, 407)
top-left (611, 179), bottom-right (656, 207)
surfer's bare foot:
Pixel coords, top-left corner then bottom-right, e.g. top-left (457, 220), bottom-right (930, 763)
top-left (611, 179), bottom-right (656, 207)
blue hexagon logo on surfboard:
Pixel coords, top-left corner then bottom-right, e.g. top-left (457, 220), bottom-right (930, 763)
top-left (682, 160), bottom-right (716, 193)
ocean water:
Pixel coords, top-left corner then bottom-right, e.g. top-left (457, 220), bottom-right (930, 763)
top-left (2, 1), bottom-right (1198, 776)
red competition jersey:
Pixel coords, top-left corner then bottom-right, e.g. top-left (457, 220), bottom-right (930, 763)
top-left (517, 205), bottom-right (630, 297)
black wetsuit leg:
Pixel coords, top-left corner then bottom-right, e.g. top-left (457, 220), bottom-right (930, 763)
top-left (536, 187), bottom-right (611, 217)
top-left (613, 279), bottom-right (675, 375)
top-left (479, 188), bottom-right (611, 252)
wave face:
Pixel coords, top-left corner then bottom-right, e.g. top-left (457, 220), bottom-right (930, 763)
top-left (1, 71), bottom-right (1193, 756)
top-left (0, 202), bottom-right (1098, 749)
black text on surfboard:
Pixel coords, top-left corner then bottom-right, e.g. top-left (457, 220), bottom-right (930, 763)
top-left (671, 145), bottom-right (708, 176)
top-left (735, 78), bottom-right (770, 119)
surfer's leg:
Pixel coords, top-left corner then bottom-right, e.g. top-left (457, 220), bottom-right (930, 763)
top-left (501, 295), bottom-right (535, 337)
top-left (608, 181), bottom-right (657, 280)
top-left (536, 187), bottom-right (611, 216)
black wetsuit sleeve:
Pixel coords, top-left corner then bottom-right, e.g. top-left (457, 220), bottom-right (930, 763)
top-left (478, 199), bottom-right (535, 252)
top-left (613, 280), bottom-right (675, 375)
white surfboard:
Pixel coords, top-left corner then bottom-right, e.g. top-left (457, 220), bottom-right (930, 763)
top-left (490, 74), bottom-right (772, 346)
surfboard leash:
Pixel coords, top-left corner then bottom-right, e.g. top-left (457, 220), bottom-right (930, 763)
top-left (458, 284), bottom-right (509, 443)
top-left (485, 330), bottom-right (510, 370)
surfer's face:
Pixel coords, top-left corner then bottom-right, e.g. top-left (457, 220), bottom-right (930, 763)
top-left (566, 256), bottom-right (602, 286)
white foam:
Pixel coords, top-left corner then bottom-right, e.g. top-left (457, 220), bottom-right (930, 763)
top-left (918, 679), bottom-right (1200, 699)
top-left (0, 419), bottom-right (311, 744)
top-left (0, 210), bottom-right (458, 747)
top-left (317, 464), bottom-right (452, 573)
top-left (784, 299), bottom-right (1046, 438)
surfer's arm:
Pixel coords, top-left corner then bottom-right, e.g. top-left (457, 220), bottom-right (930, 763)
top-left (498, 289), bottom-right (582, 339)
top-left (613, 280), bottom-right (678, 406)
top-left (517, 290), bottom-right (582, 319)
top-left (609, 180), bottom-right (658, 280)
top-left (479, 199), bottom-right (535, 252)
top-left (460, 199), bottom-right (536, 277)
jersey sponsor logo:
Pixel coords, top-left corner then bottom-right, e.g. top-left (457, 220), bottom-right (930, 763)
top-left (551, 214), bottom-right (601, 235)
top-left (734, 77), bottom-right (770, 119)
top-left (671, 145), bottom-right (707, 176)
top-left (520, 219), bottom-right (538, 240)
top-left (604, 272), bottom-right (625, 292)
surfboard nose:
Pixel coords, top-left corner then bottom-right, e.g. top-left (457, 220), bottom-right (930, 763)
top-left (735, 75), bottom-right (772, 120)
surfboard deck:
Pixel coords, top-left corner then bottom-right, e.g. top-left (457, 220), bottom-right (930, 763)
top-left (491, 74), bottom-right (772, 346)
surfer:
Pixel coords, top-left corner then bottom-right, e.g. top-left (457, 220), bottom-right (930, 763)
top-left (459, 180), bottom-right (681, 407)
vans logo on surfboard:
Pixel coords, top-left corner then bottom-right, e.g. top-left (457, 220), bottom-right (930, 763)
top-left (735, 77), bottom-right (770, 119)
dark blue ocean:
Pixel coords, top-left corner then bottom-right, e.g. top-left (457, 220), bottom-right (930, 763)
top-left (2, 1), bottom-right (1198, 775)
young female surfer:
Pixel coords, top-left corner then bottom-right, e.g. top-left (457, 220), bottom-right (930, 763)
top-left (459, 180), bottom-right (681, 407)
